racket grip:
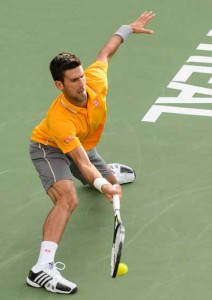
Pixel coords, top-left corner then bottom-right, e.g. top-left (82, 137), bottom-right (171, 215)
top-left (113, 194), bottom-right (120, 211)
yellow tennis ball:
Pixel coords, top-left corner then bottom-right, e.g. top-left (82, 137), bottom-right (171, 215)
top-left (117, 263), bottom-right (128, 276)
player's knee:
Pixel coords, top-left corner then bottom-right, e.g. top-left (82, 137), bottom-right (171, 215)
top-left (61, 194), bottom-right (79, 213)
top-left (52, 189), bottom-right (79, 213)
top-left (50, 180), bottom-right (79, 212)
top-left (70, 196), bottom-right (79, 211)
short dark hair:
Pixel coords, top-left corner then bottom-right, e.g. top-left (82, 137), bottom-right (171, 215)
top-left (49, 52), bottom-right (82, 82)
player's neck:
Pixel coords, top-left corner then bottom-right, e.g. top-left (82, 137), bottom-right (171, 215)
top-left (68, 98), bottom-right (87, 108)
top-left (65, 94), bottom-right (88, 108)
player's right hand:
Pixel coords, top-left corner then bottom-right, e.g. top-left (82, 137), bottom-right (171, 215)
top-left (102, 183), bottom-right (122, 203)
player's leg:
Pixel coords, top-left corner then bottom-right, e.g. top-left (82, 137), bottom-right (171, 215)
top-left (43, 179), bottom-right (78, 243)
top-left (27, 141), bottom-right (78, 294)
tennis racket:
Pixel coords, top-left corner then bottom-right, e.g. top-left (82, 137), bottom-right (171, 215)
top-left (111, 193), bottom-right (125, 278)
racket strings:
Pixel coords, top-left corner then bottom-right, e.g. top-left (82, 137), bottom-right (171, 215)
top-left (113, 225), bottom-right (121, 260)
top-left (111, 222), bottom-right (125, 277)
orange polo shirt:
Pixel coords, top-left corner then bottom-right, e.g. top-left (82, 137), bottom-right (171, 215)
top-left (31, 61), bottom-right (108, 153)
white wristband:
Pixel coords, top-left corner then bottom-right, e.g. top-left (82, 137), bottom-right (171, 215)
top-left (113, 25), bottom-right (133, 42)
top-left (93, 178), bottom-right (111, 193)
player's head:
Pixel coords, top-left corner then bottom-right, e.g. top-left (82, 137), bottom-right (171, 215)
top-left (50, 52), bottom-right (82, 83)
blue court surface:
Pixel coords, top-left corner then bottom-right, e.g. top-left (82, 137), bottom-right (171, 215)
top-left (0, 0), bottom-right (212, 299)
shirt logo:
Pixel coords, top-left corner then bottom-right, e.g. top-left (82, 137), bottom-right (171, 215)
top-left (64, 135), bottom-right (74, 144)
top-left (93, 99), bottom-right (100, 107)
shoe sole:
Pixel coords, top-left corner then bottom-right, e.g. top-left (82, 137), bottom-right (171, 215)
top-left (26, 277), bottom-right (78, 294)
top-left (26, 277), bottom-right (41, 288)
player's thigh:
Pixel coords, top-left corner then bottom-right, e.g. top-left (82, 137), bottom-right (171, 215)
top-left (29, 141), bottom-right (74, 192)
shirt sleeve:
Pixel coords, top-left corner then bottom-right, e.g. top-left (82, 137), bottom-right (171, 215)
top-left (84, 61), bottom-right (108, 95)
top-left (47, 119), bottom-right (81, 154)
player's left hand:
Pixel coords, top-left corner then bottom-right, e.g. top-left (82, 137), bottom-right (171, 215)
top-left (129, 11), bottom-right (155, 34)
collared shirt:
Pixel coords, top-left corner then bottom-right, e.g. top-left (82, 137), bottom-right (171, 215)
top-left (31, 61), bottom-right (108, 153)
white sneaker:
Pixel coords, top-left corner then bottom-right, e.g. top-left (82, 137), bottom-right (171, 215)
top-left (26, 262), bottom-right (78, 294)
top-left (108, 163), bottom-right (136, 184)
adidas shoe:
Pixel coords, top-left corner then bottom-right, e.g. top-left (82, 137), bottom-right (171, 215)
top-left (108, 163), bottom-right (136, 184)
top-left (26, 262), bottom-right (78, 294)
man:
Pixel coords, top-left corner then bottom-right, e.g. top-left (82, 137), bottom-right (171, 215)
top-left (26, 11), bottom-right (155, 294)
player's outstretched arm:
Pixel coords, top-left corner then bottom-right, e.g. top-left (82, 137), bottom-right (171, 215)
top-left (67, 146), bottom-right (122, 202)
top-left (95, 11), bottom-right (155, 63)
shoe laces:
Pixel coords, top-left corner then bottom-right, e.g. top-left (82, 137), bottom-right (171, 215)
top-left (49, 262), bottom-right (66, 280)
top-left (55, 262), bottom-right (66, 271)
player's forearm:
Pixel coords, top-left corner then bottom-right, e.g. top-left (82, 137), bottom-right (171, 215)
top-left (95, 35), bottom-right (123, 63)
top-left (95, 11), bottom-right (155, 63)
top-left (76, 163), bottom-right (115, 195)
top-left (67, 146), bottom-right (102, 185)
top-left (79, 163), bottom-right (102, 186)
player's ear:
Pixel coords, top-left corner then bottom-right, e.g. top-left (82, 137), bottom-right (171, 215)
top-left (55, 80), bottom-right (64, 91)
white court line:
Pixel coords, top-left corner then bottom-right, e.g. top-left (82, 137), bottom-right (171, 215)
top-left (207, 30), bottom-right (212, 36)
top-left (187, 56), bottom-right (212, 63)
top-left (197, 44), bottom-right (212, 51)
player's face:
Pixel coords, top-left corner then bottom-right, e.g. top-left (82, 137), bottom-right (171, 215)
top-left (57, 66), bottom-right (87, 105)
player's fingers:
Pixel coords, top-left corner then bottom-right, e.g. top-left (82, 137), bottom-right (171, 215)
top-left (140, 12), bottom-right (155, 25)
top-left (145, 12), bottom-right (155, 21)
top-left (142, 28), bottom-right (154, 34)
top-left (113, 184), bottom-right (121, 193)
top-left (138, 11), bottom-right (154, 21)
top-left (102, 184), bottom-right (122, 202)
top-left (138, 11), bottom-right (147, 19)
top-left (112, 184), bottom-right (122, 201)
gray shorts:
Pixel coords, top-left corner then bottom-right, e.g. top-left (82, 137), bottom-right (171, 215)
top-left (29, 141), bottom-right (110, 192)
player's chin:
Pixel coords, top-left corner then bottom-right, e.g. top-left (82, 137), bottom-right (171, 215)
top-left (77, 92), bottom-right (87, 102)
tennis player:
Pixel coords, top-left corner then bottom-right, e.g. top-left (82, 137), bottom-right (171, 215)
top-left (26, 11), bottom-right (155, 294)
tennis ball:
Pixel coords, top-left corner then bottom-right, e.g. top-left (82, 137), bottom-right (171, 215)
top-left (117, 262), bottom-right (128, 276)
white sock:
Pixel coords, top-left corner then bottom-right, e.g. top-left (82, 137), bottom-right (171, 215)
top-left (36, 241), bottom-right (58, 267)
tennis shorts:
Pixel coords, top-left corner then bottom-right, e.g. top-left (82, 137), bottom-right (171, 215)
top-left (29, 141), bottom-right (110, 192)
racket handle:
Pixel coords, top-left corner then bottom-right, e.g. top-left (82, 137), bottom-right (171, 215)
top-left (113, 194), bottom-right (120, 211)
